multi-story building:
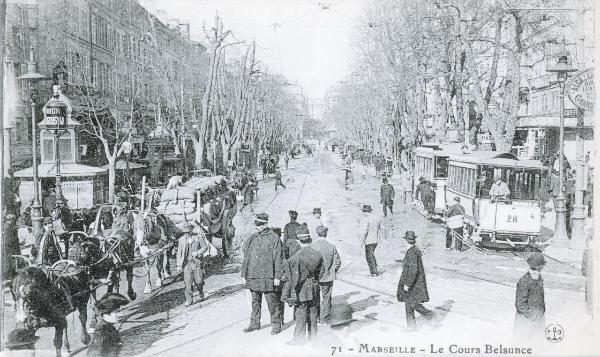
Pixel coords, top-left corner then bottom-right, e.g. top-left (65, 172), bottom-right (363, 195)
top-left (3, 0), bottom-right (207, 179)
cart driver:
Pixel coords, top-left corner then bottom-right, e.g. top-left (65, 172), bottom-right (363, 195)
top-left (489, 174), bottom-right (510, 200)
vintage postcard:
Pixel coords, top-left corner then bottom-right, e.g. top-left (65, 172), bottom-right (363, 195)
top-left (0, 0), bottom-right (598, 356)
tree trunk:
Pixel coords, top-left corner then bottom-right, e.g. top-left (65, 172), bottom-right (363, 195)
top-left (107, 156), bottom-right (116, 204)
top-left (192, 137), bottom-right (204, 169)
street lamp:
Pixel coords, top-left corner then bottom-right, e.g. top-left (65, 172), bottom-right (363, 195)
top-left (546, 39), bottom-right (577, 244)
top-left (17, 47), bottom-right (51, 235)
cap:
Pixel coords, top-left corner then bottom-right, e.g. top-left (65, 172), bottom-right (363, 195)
top-left (361, 205), bottom-right (372, 212)
top-left (255, 213), bottom-right (269, 225)
top-left (296, 225), bottom-right (312, 243)
top-left (288, 210), bottom-right (298, 219)
top-left (96, 293), bottom-right (129, 315)
top-left (527, 252), bottom-right (546, 270)
top-left (404, 231), bottom-right (417, 243)
top-left (453, 196), bottom-right (460, 202)
top-left (312, 207), bottom-right (321, 214)
top-left (316, 225), bottom-right (329, 237)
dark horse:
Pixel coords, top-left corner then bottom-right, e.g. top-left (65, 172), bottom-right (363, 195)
top-left (12, 263), bottom-right (91, 357)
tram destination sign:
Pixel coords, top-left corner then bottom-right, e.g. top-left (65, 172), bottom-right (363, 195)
top-left (566, 69), bottom-right (594, 111)
top-left (44, 100), bottom-right (68, 130)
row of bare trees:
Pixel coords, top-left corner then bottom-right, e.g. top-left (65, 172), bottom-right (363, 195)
top-left (326, 0), bottom-right (574, 157)
top-left (39, 12), bottom-right (301, 201)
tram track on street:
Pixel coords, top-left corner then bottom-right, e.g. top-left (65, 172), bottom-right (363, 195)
top-left (73, 163), bottom-right (315, 357)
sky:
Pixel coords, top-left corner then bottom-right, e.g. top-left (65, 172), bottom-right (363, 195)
top-left (153, 0), bottom-right (365, 99)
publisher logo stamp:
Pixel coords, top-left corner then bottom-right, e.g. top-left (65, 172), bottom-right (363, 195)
top-left (545, 324), bottom-right (564, 343)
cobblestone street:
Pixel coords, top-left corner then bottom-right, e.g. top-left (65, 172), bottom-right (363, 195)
top-left (5, 151), bottom-right (591, 357)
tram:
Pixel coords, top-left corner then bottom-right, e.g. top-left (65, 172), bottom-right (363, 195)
top-left (445, 151), bottom-right (548, 248)
top-left (412, 145), bottom-right (549, 248)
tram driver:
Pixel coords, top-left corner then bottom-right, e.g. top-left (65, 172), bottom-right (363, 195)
top-left (489, 174), bottom-right (510, 200)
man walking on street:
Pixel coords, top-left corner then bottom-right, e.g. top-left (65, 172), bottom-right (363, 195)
top-left (514, 252), bottom-right (546, 346)
top-left (400, 169), bottom-right (413, 205)
top-left (310, 207), bottom-right (325, 236)
top-left (281, 225), bottom-right (324, 345)
top-left (176, 223), bottom-right (208, 306)
top-left (311, 226), bottom-right (341, 323)
top-left (415, 176), bottom-right (435, 218)
top-left (274, 168), bottom-right (286, 191)
top-left (380, 177), bottom-right (395, 216)
top-left (445, 196), bottom-right (465, 251)
top-left (241, 213), bottom-right (284, 335)
top-left (283, 210), bottom-right (303, 259)
top-left (397, 231), bottom-right (433, 329)
top-left (360, 205), bottom-right (383, 276)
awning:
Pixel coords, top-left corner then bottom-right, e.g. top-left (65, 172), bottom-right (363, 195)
top-left (100, 160), bottom-right (147, 170)
top-left (14, 163), bottom-right (107, 178)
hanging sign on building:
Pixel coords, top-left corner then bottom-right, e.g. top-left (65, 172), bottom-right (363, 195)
top-left (566, 69), bottom-right (594, 111)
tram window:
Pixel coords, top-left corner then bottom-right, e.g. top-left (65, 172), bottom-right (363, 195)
top-left (434, 157), bottom-right (448, 178)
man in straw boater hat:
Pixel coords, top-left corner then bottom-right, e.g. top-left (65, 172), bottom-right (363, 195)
top-left (514, 252), bottom-right (546, 346)
top-left (87, 293), bottom-right (130, 357)
top-left (311, 225), bottom-right (341, 323)
top-left (281, 224), bottom-right (324, 345)
top-left (397, 231), bottom-right (433, 329)
top-left (176, 222), bottom-right (208, 306)
top-left (241, 213), bottom-right (284, 335)
top-left (360, 204), bottom-right (383, 276)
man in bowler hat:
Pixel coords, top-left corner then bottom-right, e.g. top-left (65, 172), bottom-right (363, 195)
top-left (397, 231), bottom-right (433, 328)
top-left (87, 293), bottom-right (129, 357)
top-left (311, 225), bottom-right (341, 323)
top-left (241, 213), bottom-right (284, 335)
top-left (360, 205), bottom-right (382, 276)
top-left (281, 225), bottom-right (324, 344)
top-left (176, 222), bottom-right (208, 306)
top-left (514, 252), bottom-right (546, 345)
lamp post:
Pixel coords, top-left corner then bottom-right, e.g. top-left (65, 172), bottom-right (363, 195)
top-left (546, 39), bottom-right (577, 244)
top-left (17, 47), bottom-right (51, 235)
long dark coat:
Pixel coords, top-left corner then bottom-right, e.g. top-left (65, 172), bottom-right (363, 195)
top-left (283, 221), bottom-right (303, 259)
top-left (514, 272), bottom-right (545, 342)
top-left (87, 319), bottom-right (121, 357)
top-left (380, 183), bottom-right (395, 205)
top-left (241, 227), bottom-right (283, 292)
top-left (2, 223), bottom-right (21, 281)
top-left (397, 245), bottom-right (429, 304)
top-left (281, 246), bottom-right (324, 305)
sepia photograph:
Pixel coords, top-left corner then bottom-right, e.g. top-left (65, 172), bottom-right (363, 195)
top-left (0, 0), bottom-right (598, 356)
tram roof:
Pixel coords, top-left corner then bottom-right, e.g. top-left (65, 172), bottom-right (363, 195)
top-left (448, 151), bottom-right (546, 169)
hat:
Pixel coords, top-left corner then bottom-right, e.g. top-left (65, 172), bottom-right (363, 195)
top-left (361, 205), bottom-right (372, 212)
top-left (180, 222), bottom-right (194, 233)
top-left (296, 225), bottom-right (312, 243)
top-left (527, 252), bottom-right (546, 270)
top-left (255, 213), bottom-right (269, 225)
top-left (96, 293), bottom-right (129, 315)
top-left (312, 207), bottom-right (321, 214)
top-left (272, 227), bottom-right (282, 238)
top-left (419, 176), bottom-right (426, 182)
top-left (328, 304), bottom-right (355, 326)
top-left (5, 214), bottom-right (16, 221)
top-left (43, 217), bottom-right (53, 225)
top-left (5, 328), bottom-right (39, 350)
top-left (288, 210), bottom-right (298, 219)
top-left (404, 231), bottom-right (417, 243)
top-left (453, 196), bottom-right (460, 202)
top-left (316, 226), bottom-right (328, 237)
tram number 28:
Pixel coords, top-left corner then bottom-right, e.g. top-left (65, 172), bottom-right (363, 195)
top-left (506, 214), bottom-right (518, 223)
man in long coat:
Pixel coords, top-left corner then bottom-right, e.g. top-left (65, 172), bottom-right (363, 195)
top-left (311, 225), bottom-right (341, 323)
top-left (281, 225), bottom-right (325, 344)
top-left (380, 177), bottom-right (395, 217)
top-left (514, 252), bottom-right (546, 346)
top-left (2, 214), bottom-right (21, 284)
top-left (283, 210), bottom-right (303, 259)
top-left (241, 213), bottom-right (284, 335)
top-left (397, 231), bottom-right (433, 328)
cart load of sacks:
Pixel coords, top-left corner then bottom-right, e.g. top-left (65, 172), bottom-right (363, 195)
top-left (154, 175), bottom-right (230, 233)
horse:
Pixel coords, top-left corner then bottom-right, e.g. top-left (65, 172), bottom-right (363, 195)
top-left (12, 261), bottom-right (91, 357)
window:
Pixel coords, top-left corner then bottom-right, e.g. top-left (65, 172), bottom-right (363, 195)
top-left (42, 132), bottom-right (54, 163)
top-left (91, 15), bottom-right (97, 43)
top-left (15, 118), bottom-right (29, 142)
top-left (59, 132), bottom-right (73, 162)
top-left (92, 59), bottom-right (98, 86)
top-left (82, 9), bottom-right (89, 39)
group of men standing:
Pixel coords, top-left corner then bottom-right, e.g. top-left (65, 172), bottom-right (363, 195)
top-left (240, 208), bottom-right (341, 345)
